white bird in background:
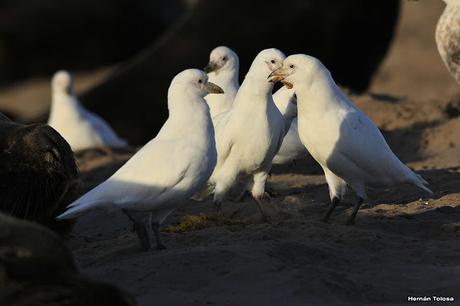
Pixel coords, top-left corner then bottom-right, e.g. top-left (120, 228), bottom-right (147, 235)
top-left (272, 86), bottom-right (309, 165)
top-left (435, 0), bottom-right (460, 83)
top-left (57, 69), bottom-right (222, 250)
top-left (269, 54), bottom-right (433, 224)
top-left (204, 46), bottom-right (240, 118)
top-left (48, 70), bottom-right (128, 151)
top-left (203, 47), bottom-right (306, 166)
top-left (209, 48), bottom-right (286, 217)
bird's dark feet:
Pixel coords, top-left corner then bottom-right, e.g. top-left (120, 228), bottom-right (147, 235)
top-left (344, 218), bottom-right (355, 226)
top-left (156, 243), bottom-right (167, 250)
top-left (213, 201), bottom-right (223, 215)
top-left (253, 195), bottom-right (270, 222)
top-left (321, 197), bottom-right (340, 223)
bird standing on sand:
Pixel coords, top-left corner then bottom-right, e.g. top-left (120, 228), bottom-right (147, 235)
top-left (436, 0), bottom-right (460, 83)
top-left (208, 48), bottom-right (286, 217)
top-left (203, 47), bottom-right (305, 166)
top-left (204, 46), bottom-right (240, 119)
top-left (57, 69), bottom-right (222, 250)
top-left (48, 70), bottom-right (128, 151)
top-left (272, 86), bottom-right (308, 165)
top-left (269, 54), bottom-right (433, 224)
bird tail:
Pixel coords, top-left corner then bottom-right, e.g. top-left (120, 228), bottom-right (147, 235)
top-left (411, 173), bottom-right (433, 195)
top-left (191, 183), bottom-right (215, 201)
top-left (56, 185), bottom-right (108, 220)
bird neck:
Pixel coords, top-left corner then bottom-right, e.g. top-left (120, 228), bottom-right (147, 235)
top-left (238, 74), bottom-right (273, 100)
top-left (163, 94), bottom-right (213, 140)
top-left (444, 0), bottom-right (460, 7)
top-left (209, 67), bottom-right (239, 90)
top-left (296, 70), bottom-right (347, 115)
top-left (50, 91), bottom-right (79, 116)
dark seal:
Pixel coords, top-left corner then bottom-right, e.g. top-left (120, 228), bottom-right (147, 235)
top-left (0, 213), bottom-right (136, 306)
top-left (0, 113), bottom-right (79, 232)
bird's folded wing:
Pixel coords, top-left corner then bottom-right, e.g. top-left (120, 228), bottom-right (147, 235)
top-left (83, 108), bottom-right (126, 145)
top-left (73, 138), bottom-right (190, 208)
top-left (331, 111), bottom-right (401, 177)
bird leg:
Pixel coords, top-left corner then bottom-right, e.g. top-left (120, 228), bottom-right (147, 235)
top-left (322, 196), bottom-right (340, 222)
top-left (213, 200), bottom-right (223, 216)
top-left (151, 222), bottom-right (166, 250)
top-left (345, 197), bottom-right (364, 225)
top-left (250, 172), bottom-right (270, 221)
top-left (122, 209), bottom-right (152, 251)
top-left (253, 195), bottom-right (269, 222)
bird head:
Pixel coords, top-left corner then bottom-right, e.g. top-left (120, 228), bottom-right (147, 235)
top-left (52, 70), bottom-right (74, 95)
top-left (247, 48), bottom-right (285, 81)
top-left (268, 54), bottom-right (324, 90)
top-left (204, 46), bottom-right (239, 75)
top-left (169, 69), bottom-right (224, 99)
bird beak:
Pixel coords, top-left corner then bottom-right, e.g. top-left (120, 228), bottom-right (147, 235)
top-left (268, 68), bottom-right (288, 83)
top-left (206, 82), bottom-right (224, 94)
top-left (204, 62), bottom-right (219, 73)
top-left (268, 68), bottom-right (293, 89)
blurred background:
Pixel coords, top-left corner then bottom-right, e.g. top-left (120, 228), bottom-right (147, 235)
top-left (0, 0), bottom-right (456, 144)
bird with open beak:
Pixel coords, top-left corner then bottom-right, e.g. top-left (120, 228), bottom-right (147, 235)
top-left (205, 48), bottom-right (287, 220)
top-left (268, 54), bottom-right (432, 224)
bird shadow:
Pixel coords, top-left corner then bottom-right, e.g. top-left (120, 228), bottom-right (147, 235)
top-left (271, 156), bottom-right (323, 176)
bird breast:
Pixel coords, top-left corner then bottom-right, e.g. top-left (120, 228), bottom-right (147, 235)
top-left (436, 5), bottom-right (460, 83)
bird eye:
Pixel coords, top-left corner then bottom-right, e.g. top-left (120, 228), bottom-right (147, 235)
top-left (270, 60), bottom-right (276, 64)
top-left (290, 64), bottom-right (295, 69)
top-left (198, 79), bottom-right (202, 84)
top-left (222, 56), bottom-right (227, 61)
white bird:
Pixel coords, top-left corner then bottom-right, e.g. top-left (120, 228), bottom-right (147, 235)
top-left (204, 46), bottom-right (240, 118)
top-left (203, 47), bottom-right (306, 166)
top-left (208, 48), bottom-right (286, 217)
top-left (272, 86), bottom-right (309, 165)
top-left (269, 54), bottom-right (433, 224)
top-left (435, 0), bottom-right (460, 83)
top-left (48, 70), bottom-right (128, 151)
top-left (57, 69), bottom-right (222, 250)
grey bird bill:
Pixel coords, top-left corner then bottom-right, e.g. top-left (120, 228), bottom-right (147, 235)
top-left (204, 62), bottom-right (219, 73)
top-left (268, 69), bottom-right (293, 89)
top-left (207, 82), bottom-right (224, 94)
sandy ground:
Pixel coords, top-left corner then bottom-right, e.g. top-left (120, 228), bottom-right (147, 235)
top-left (1, 1), bottom-right (460, 305)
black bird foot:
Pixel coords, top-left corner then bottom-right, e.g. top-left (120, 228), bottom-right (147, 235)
top-left (156, 243), bottom-right (167, 251)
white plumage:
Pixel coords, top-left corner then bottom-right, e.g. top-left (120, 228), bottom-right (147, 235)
top-left (57, 69), bottom-right (221, 250)
top-left (435, 0), bottom-right (460, 83)
top-left (272, 86), bottom-right (308, 165)
top-left (208, 48), bottom-right (287, 216)
top-left (270, 54), bottom-right (432, 224)
top-left (48, 70), bottom-right (128, 151)
top-left (204, 46), bottom-right (240, 119)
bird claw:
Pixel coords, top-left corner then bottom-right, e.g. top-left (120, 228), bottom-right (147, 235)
top-left (344, 218), bottom-right (355, 226)
top-left (213, 202), bottom-right (223, 214)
